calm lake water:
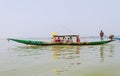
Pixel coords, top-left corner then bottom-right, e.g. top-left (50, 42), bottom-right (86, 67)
top-left (0, 38), bottom-right (120, 76)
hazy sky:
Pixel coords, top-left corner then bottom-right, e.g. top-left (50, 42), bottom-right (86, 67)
top-left (0, 0), bottom-right (120, 38)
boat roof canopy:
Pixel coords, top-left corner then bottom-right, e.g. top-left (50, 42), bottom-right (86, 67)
top-left (53, 35), bottom-right (79, 37)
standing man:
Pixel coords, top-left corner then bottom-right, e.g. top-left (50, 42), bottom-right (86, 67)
top-left (100, 30), bottom-right (104, 41)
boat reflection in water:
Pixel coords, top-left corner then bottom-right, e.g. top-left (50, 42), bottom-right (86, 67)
top-left (99, 44), bottom-right (114, 62)
top-left (51, 44), bottom-right (115, 75)
top-left (12, 43), bottom-right (115, 75)
top-left (52, 46), bottom-right (81, 74)
top-left (52, 46), bottom-right (80, 60)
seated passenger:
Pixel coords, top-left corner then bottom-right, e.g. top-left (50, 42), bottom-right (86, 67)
top-left (56, 37), bottom-right (60, 43)
top-left (76, 36), bottom-right (80, 42)
top-left (62, 37), bottom-right (66, 43)
top-left (67, 38), bottom-right (72, 42)
top-left (51, 37), bottom-right (56, 42)
top-left (109, 35), bottom-right (114, 40)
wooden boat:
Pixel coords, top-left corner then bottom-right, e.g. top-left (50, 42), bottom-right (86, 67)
top-left (8, 38), bottom-right (112, 46)
top-left (8, 34), bottom-right (113, 46)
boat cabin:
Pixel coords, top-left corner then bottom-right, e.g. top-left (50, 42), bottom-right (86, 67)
top-left (52, 35), bottom-right (80, 43)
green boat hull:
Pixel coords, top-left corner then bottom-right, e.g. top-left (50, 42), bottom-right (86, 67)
top-left (8, 38), bottom-right (112, 46)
